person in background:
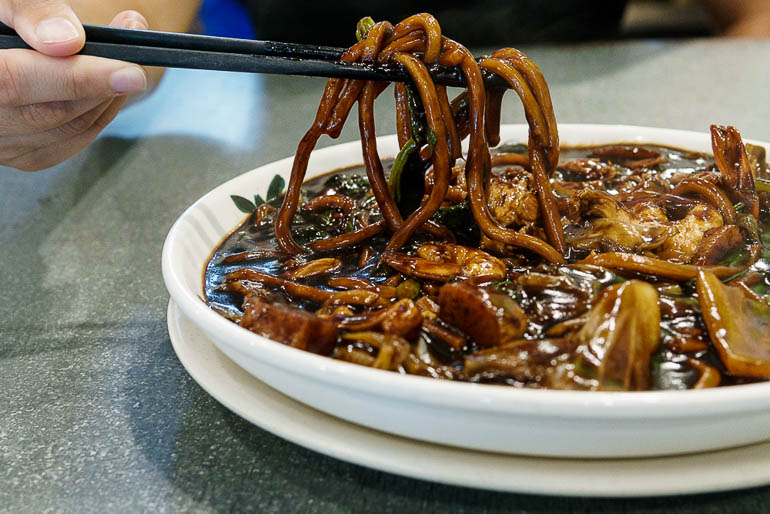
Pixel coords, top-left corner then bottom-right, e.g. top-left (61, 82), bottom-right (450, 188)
top-left (1, 0), bottom-right (768, 172)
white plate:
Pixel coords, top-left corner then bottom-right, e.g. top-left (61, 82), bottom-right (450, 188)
top-left (162, 124), bottom-right (770, 458)
top-left (168, 300), bottom-right (770, 497)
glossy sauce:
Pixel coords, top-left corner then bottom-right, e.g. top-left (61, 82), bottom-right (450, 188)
top-left (205, 143), bottom-right (770, 390)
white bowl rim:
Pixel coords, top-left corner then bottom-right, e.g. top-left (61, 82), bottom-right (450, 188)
top-left (162, 123), bottom-right (770, 420)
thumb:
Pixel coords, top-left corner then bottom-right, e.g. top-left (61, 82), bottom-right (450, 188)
top-left (0, 1), bottom-right (85, 56)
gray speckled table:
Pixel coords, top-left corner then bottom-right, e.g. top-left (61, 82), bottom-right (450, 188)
top-left (3, 39), bottom-right (770, 512)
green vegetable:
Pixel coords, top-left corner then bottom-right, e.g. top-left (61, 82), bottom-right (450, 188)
top-left (403, 83), bottom-right (426, 144)
top-left (657, 284), bottom-right (683, 296)
top-left (756, 177), bottom-right (770, 194)
top-left (324, 173), bottom-right (370, 197)
top-left (431, 199), bottom-right (479, 245)
top-left (427, 129), bottom-right (437, 153)
top-left (318, 209), bottom-right (336, 229)
top-left (396, 279), bottom-right (421, 299)
top-left (493, 280), bottom-right (523, 302)
top-left (432, 200), bottom-right (472, 231)
top-left (719, 247), bottom-right (749, 268)
top-left (388, 138), bottom-right (418, 205)
top-left (355, 16), bottom-right (375, 41)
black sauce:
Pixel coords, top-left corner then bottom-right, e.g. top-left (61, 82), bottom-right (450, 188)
top-left (204, 142), bottom-right (770, 390)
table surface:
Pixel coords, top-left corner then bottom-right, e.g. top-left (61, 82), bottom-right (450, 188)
top-left (3, 38), bottom-right (770, 512)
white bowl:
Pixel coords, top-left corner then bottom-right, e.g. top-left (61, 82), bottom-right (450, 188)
top-left (162, 124), bottom-right (770, 458)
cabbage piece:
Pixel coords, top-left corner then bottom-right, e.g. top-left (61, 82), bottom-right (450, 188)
top-left (696, 270), bottom-right (770, 377)
top-left (573, 280), bottom-right (661, 390)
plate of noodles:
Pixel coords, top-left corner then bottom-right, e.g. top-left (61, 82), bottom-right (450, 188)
top-left (163, 14), bottom-right (770, 458)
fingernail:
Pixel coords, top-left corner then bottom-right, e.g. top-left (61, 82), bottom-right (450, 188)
top-left (109, 67), bottom-right (147, 94)
top-left (36, 17), bottom-right (80, 44)
top-left (127, 20), bottom-right (148, 30)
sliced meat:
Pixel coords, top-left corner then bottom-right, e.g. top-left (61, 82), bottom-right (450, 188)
top-left (626, 200), bottom-right (668, 223)
top-left (567, 218), bottom-right (672, 253)
top-left (241, 295), bottom-right (338, 355)
top-left (570, 189), bottom-right (633, 222)
top-left (438, 282), bottom-right (527, 347)
top-left (691, 225), bottom-right (744, 265)
top-left (656, 203), bottom-right (724, 263)
top-left (486, 169), bottom-right (540, 229)
top-left (567, 189), bottom-right (673, 253)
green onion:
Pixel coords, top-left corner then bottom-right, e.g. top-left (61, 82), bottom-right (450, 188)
top-left (355, 17), bottom-right (375, 41)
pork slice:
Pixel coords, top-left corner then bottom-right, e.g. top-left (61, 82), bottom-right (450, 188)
top-left (241, 295), bottom-right (338, 355)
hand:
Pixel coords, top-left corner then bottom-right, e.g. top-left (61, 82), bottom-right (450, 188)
top-left (0, 2), bottom-right (150, 171)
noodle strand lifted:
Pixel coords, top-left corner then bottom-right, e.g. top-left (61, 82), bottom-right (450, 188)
top-left (274, 13), bottom-right (568, 261)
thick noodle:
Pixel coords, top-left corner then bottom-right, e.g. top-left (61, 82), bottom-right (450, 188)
top-left (274, 13), bottom-right (567, 262)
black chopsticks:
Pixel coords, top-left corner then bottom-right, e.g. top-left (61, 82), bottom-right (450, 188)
top-left (0, 22), bottom-right (506, 88)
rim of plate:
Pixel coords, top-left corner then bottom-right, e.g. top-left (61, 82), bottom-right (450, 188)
top-left (162, 123), bottom-right (770, 419)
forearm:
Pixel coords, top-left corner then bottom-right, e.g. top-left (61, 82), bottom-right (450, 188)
top-left (701, 0), bottom-right (770, 36)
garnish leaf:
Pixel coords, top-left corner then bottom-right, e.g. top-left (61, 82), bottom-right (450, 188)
top-left (231, 195), bottom-right (256, 213)
top-left (267, 174), bottom-right (286, 201)
top-left (254, 194), bottom-right (265, 207)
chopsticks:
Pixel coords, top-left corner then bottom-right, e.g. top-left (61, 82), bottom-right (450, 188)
top-left (0, 22), bottom-right (507, 88)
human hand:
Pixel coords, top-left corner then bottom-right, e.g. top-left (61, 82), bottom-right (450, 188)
top-left (0, 2), bottom-right (150, 171)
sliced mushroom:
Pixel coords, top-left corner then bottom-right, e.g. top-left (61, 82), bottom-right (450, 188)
top-left (696, 270), bottom-right (770, 377)
top-left (438, 282), bottom-right (527, 347)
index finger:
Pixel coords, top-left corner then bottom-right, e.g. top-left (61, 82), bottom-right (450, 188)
top-left (0, 48), bottom-right (147, 105)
